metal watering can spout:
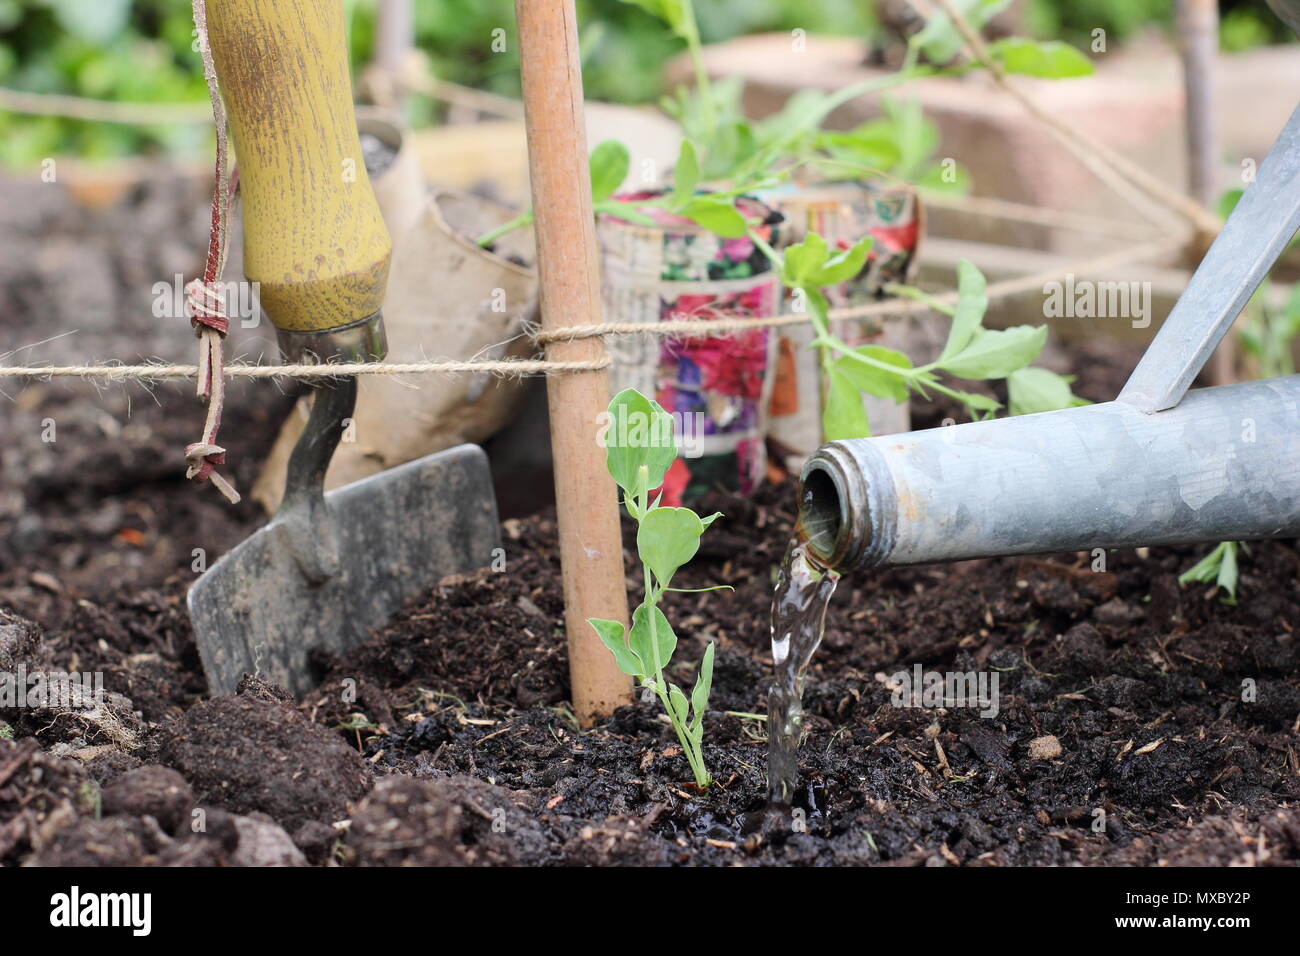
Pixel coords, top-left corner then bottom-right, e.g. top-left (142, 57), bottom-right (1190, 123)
top-left (798, 375), bottom-right (1300, 570)
top-left (800, 98), bottom-right (1300, 573)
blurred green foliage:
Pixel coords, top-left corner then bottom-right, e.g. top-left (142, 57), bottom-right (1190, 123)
top-left (0, 0), bottom-right (873, 164)
top-left (0, 0), bottom-right (211, 164)
top-left (371, 0), bottom-right (875, 104)
top-left (0, 0), bottom-right (1293, 166)
top-left (0, 0), bottom-right (873, 163)
top-left (1022, 0), bottom-right (1172, 45)
top-left (1024, 0), bottom-right (1295, 51)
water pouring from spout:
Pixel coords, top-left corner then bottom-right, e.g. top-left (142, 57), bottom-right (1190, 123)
top-left (767, 540), bottom-right (840, 808)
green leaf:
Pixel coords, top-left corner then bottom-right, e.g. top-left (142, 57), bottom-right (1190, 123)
top-left (670, 140), bottom-right (700, 207)
top-left (940, 325), bottom-right (1047, 380)
top-left (1217, 541), bottom-right (1239, 601)
top-left (702, 121), bottom-right (758, 181)
top-left (822, 366), bottom-right (872, 440)
top-left (679, 196), bottom-right (748, 238)
top-left (782, 233), bottom-right (829, 287)
top-left (800, 287), bottom-right (832, 333)
top-left (913, 160), bottom-right (973, 195)
top-left (690, 642), bottom-right (715, 729)
top-left (603, 389), bottom-right (677, 497)
top-left (668, 683), bottom-right (690, 725)
top-left (756, 88), bottom-right (828, 153)
top-left (895, 101), bottom-right (940, 180)
top-left (617, 0), bottom-right (689, 38)
top-left (952, 391), bottom-right (1002, 414)
top-left (589, 140), bottom-right (629, 204)
top-left (637, 507), bottom-right (705, 588)
top-left (699, 511), bottom-right (723, 530)
top-left (910, 0), bottom-right (1014, 64)
top-left (595, 200), bottom-right (658, 227)
top-left (987, 38), bottom-right (1094, 79)
top-left (1283, 285), bottom-right (1300, 339)
top-left (628, 604), bottom-right (677, 673)
top-left (816, 130), bottom-right (903, 172)
top-left (1217, 188), bottom-right (1244, 220)
top-left (589, 618), bottom-right (643, 678)
top-left (1178, 542), bottom-right (1240, 603)
top-left (811, 237), bottom-right (873, 286)
top-left (1007, 367), bottom-right (1080, 416)
top-left (832, 347), bottom-right (910, 403)
top-left (940, 259), bottom-right (988, 361)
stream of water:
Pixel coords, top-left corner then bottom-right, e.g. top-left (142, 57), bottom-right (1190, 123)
top-left (766, 539), bottom-right (841, 808)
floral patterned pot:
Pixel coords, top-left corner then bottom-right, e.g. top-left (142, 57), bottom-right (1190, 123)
top-left (596, 193), bottom-right (784, 504)
top-left (761, 179), bottom-right (923, 465)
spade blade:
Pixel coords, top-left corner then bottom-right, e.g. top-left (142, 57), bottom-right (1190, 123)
top-left (188, 443), bottom-right (501, 697)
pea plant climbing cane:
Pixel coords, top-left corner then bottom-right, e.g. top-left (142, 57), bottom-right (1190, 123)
top-left (184, 0), bottom-right (240, 504)
top-left (590, 389), bottom-right (727, 787)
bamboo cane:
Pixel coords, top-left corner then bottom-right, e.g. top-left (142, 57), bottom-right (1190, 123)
top-left (515, 0), bottom-right (632, 725)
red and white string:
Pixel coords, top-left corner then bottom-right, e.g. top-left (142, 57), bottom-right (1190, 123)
top-left (183, 0), bottom-right (240, 504)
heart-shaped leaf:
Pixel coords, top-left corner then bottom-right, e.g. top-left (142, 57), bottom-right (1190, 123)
top-left (811, 237), bottom-right (872, 287)
top-left (589, 140), bottom-right (629, 204)
top-left (628, 603), bottom-right (677, 673)
top-left (832, 347), bottom-right (911, 403)
top-left (941, 325), bottom-right (1047, 380)
top-left (690, 642), bottom-right (715, 729)
top-left (637, 507), bottom-right (705, 588)
top-left (618, 0), bottom-right (690, 38)
top-left (603, 389), bottom-right (677, 497)
top-left (668, 683), bottom-right (690, 725)
top-left (589, 618), bottom-right (643, 678)
top-left (822, 366), bottom-right (872, 441)
top-left (1007, 367), bottom-right (1085, 416)
top-left (782, 233), bottom-right (829, 287)
top-left (817, 130), bottom-right (903, 171)
top-left (910, 0), bottom-right (1015, 63)
top-left (670, 140), bottom-right (700, 207)
top-left (940, 259), bottom-right (988, 361)
top-left (988, 38), bottom-right (1094, 79)
top-left (680, 196), bottom-right (748, 238)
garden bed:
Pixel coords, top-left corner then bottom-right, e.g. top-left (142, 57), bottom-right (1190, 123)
top-left (2, 332), bottom-right (1298, 866)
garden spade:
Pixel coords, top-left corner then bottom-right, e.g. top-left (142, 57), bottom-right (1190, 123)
top-left (189, 0), bottom-right (501, 695)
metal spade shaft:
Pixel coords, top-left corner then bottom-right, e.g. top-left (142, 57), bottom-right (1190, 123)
top-left (799, 376), bottom-right (1300, 571)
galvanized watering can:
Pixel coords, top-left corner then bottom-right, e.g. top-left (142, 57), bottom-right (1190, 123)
top-left (799, 101), bottom-right (1300, 571)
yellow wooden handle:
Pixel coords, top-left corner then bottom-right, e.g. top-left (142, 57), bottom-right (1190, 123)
top-left (206, 0), bottom-right (391, 333)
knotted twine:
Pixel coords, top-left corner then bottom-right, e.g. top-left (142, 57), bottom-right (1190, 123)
top-left (183, 0), bottom-right (240, 504)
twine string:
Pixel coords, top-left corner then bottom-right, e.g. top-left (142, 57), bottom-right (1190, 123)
top-left (0, 238), bottom-right (1182, 382)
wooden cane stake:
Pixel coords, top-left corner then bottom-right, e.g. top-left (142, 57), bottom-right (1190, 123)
top-left (515, 0), bottom-right (632, 726)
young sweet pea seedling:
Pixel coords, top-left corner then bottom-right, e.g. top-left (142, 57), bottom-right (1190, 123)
top-left (749, 230), bottom-right (1088, 440)
top-left (589, 388), bottom-right (728, 788)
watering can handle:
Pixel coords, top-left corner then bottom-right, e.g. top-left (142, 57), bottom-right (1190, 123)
top-left (205, 0), bottom-right (391, 337)
top-left (1118, 102), bottom-right (1300, 413)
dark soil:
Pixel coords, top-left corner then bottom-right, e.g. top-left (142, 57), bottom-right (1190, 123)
top-left (1, 174), bottom-right (1296, 866)
top-left (4, 453), bottom-right (1297, 866)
